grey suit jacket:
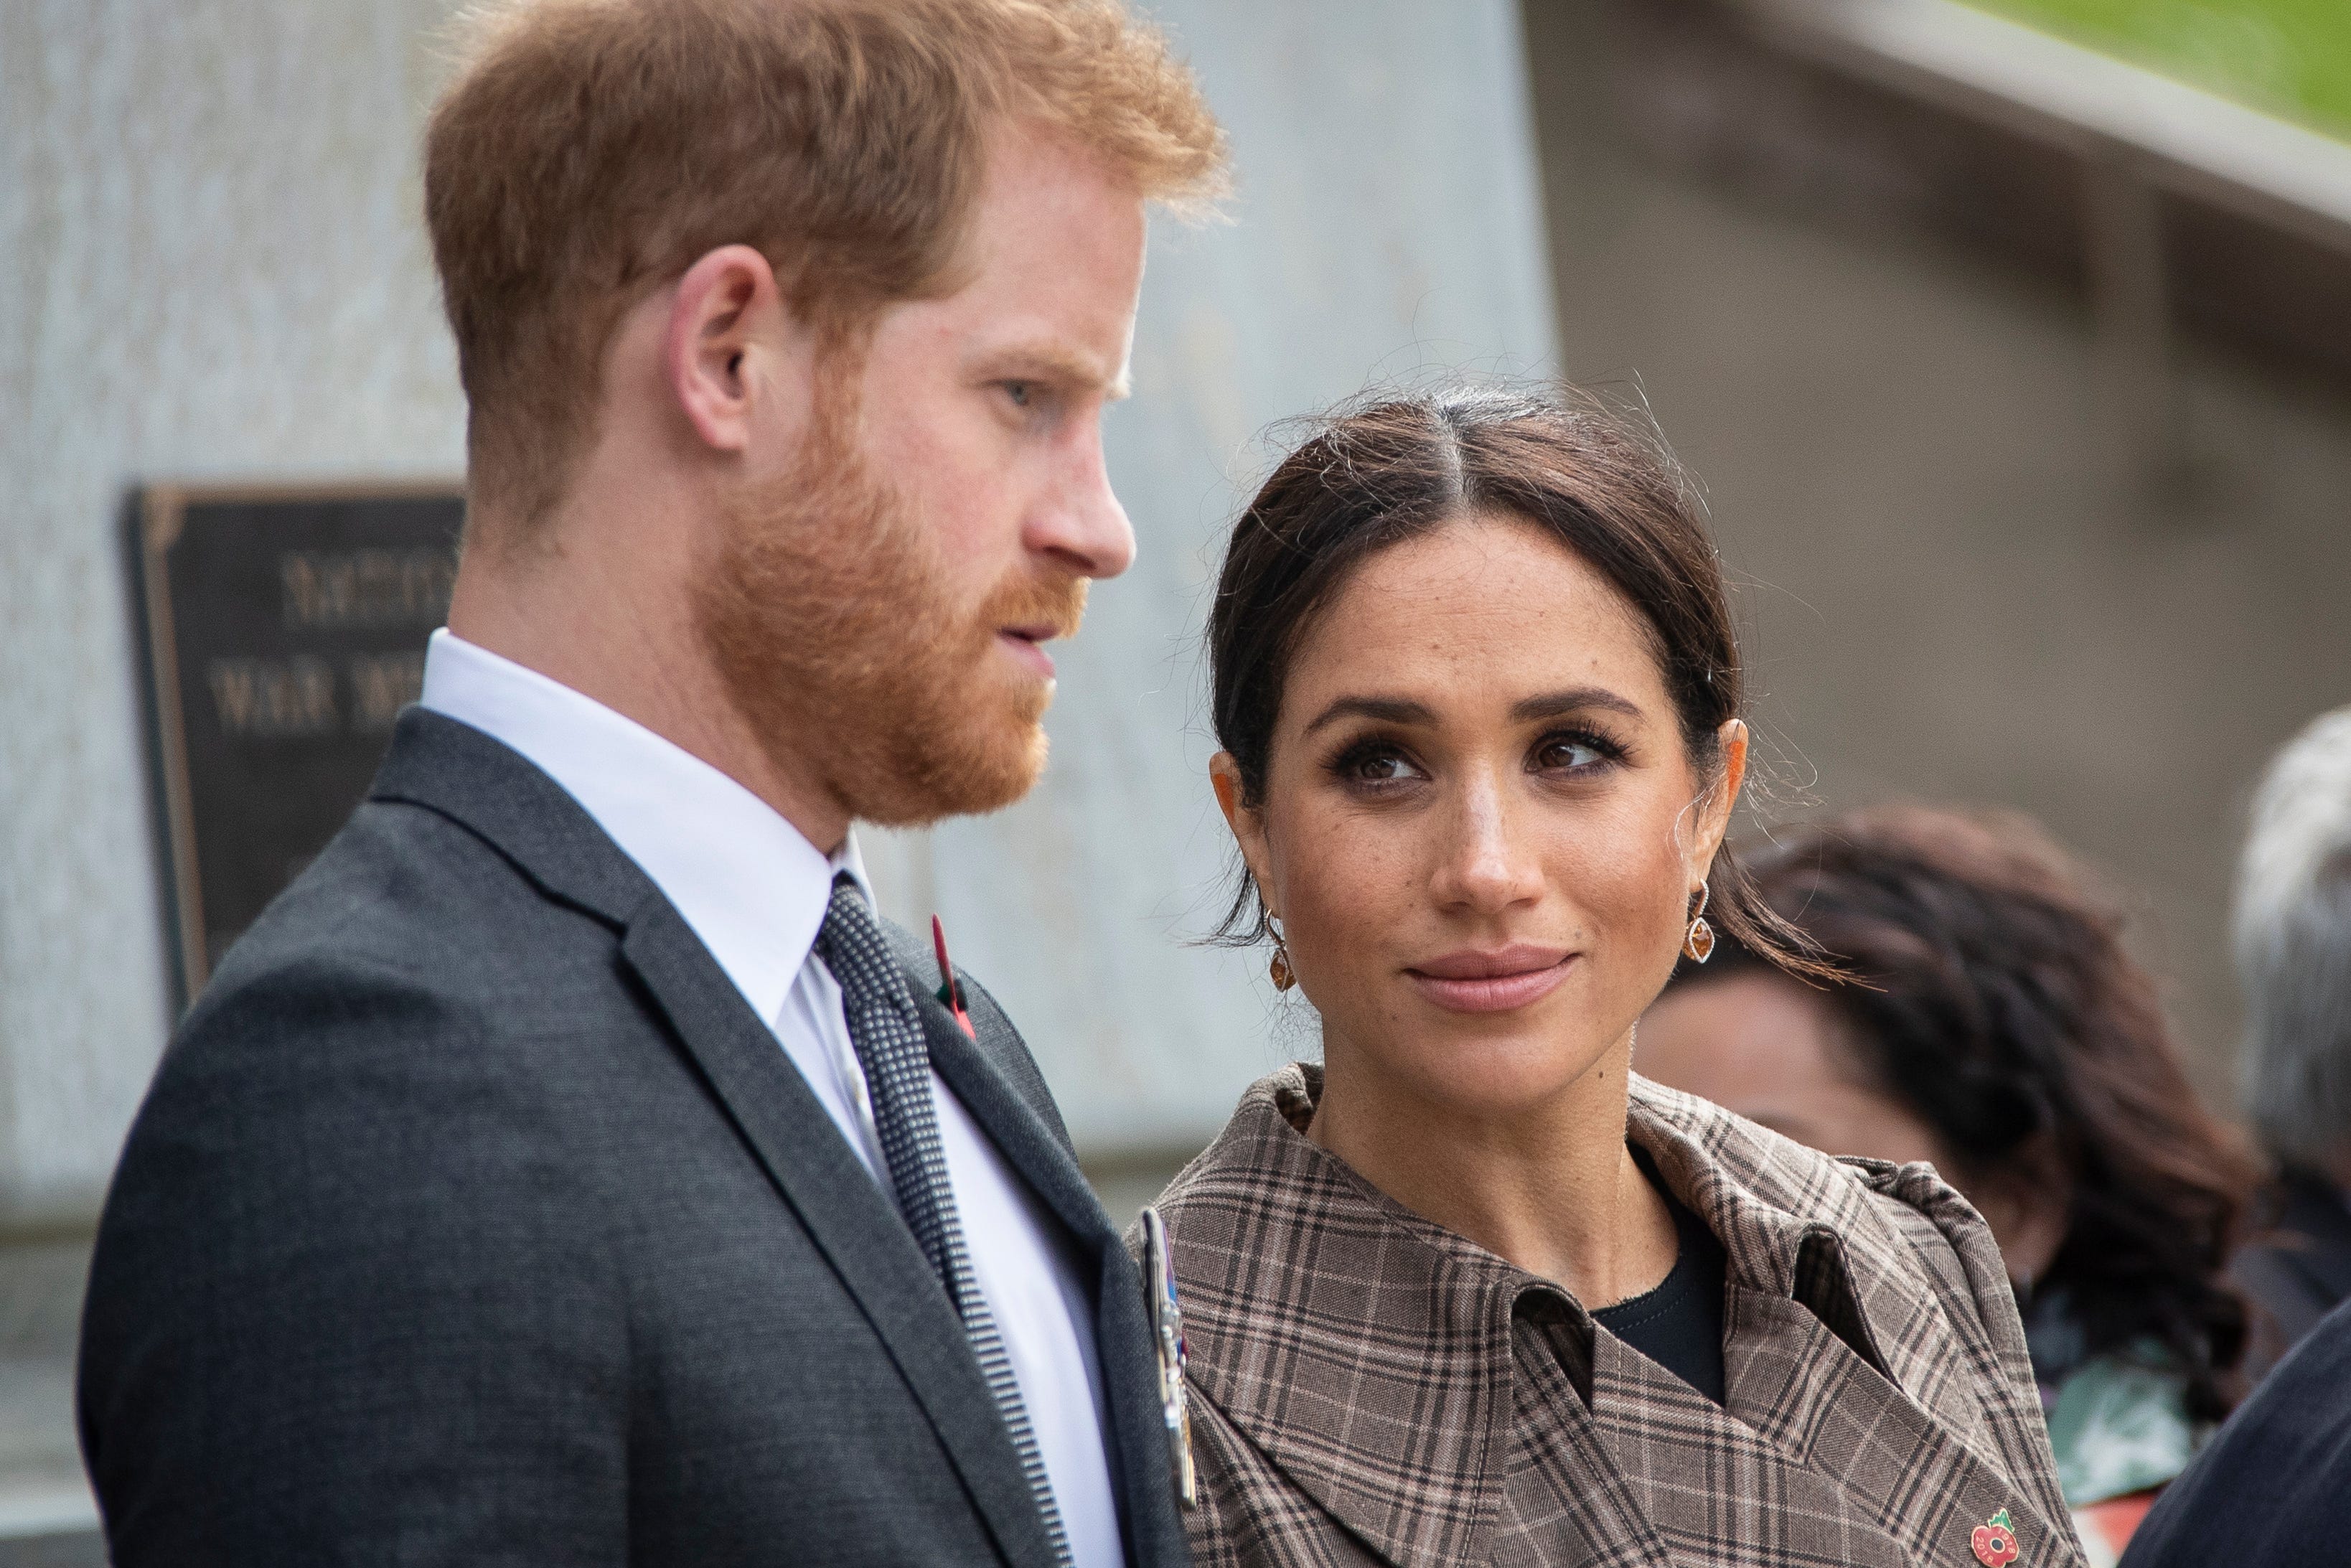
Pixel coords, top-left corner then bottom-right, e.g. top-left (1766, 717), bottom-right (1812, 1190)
top-left (78, 708), bottom-right (1190, 1568)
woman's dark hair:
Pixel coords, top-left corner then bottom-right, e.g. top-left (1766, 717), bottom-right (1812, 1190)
top-left (1204, 381), bottom-right (1829, 980)
top-left (1668, 804), bottom-right (2256, 1419)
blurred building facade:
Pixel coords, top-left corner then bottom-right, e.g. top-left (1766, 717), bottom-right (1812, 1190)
top-left (1524, 0), bottom-right (2351, 1109)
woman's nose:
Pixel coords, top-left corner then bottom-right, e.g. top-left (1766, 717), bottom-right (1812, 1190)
top-left (1430, 774), bottom-right (1544, 914)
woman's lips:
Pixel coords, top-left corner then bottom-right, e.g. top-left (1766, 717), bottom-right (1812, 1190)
top-left (1404, 945), bottom-right (1576, 1013)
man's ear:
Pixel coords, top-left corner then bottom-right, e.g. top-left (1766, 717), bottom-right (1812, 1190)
top-left (664, 244), bottom-right (795, 456)
top-left (1210, 752), bottom-right (1275, 911)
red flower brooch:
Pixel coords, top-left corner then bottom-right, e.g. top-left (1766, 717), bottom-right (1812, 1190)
top-left (1971, 1508), bottom-right (2020, 1567)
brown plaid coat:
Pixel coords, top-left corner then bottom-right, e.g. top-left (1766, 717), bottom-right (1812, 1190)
top-left (1144, 1065), bottom-right (2085, 1568)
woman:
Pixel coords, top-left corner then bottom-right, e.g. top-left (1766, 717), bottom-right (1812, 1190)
top-left (1638, 808), bottom-right (2254, 1565)
top-left (1148, 387), bottom-right (2082, 1568)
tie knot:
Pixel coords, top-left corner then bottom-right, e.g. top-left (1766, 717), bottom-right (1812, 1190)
top-left (820, 872), bottom-right (875, 932)
top-left (816, 875), bottom-right (903, 1012)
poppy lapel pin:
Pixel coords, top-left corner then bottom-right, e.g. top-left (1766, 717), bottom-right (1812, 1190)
top-left (1971, 1508), bottom-right (2020, 1567)
top-left (930, 915), bottom-right (977, 1041)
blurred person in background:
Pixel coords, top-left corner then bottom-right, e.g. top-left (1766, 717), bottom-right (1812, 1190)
top-left (1639, 807), bottom-right (2256, 1566)
top-left (2226, 705), bottom-right (2351, 1369)
top-left (1151, 389), bottom-right (2082, 1568)
top-left (2113, 1295), bottom-right (2351, 1567)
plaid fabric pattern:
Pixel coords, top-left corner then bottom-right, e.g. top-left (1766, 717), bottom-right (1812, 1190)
top-left (815, 877), bottom-right (1072, 1568)
top-left (1147, 1065), bottom-right (2084, 1568)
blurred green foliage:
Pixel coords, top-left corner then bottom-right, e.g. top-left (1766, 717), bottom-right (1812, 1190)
top-left (1970, 0), bottom-right (2351, 139)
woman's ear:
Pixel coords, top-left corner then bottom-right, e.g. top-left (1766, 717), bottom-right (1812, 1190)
top-left (1210, 753), bottom-right (1275, 909)
top-left (1691, 718), bottom-right (1750, 875)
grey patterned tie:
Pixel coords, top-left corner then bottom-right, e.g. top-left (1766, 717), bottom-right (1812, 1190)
top-left (814, 876), bottom-right (1074, 1567)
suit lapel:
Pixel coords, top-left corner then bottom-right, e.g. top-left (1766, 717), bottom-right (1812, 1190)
top-left (374, 713), bottom-right (1056, 1568)
top-left (380, 711), bottom-right (1186, 1566)
top-left (903, 970), bottom-right (1191, 1568)
top-left (916, 996), bottom-right (1108, 1247)
top-left (619, 901), bottom-right (1059, 1568)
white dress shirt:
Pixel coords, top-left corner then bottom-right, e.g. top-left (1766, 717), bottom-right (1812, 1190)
top-left (418, 629), bottom-right (1120, 1567)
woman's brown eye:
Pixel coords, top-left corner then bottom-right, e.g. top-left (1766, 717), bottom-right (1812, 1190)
top-left (1539, 738), bottom-right (1605, 770)
top-left (1335, 745), bottom-right (1417, 784)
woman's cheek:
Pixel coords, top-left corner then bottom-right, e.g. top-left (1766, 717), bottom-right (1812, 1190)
top-left (1568, 850), bottom-right (1685, 991)
top-left (1276, 804), bottom-right (1386, 990)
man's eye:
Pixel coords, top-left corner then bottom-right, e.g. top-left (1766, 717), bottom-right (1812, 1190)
top-left (1003, 380), bottom-right (1033, 408)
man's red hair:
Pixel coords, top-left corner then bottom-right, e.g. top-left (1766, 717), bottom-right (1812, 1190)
top-left (424, 0), bottom-right (1226, 535)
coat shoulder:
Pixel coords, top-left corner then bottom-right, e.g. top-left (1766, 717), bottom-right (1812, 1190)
top-left (1629, 1074), bottom-right (1992, 1264)
top-left (1631, 1075), bottom-right (2074, 1539)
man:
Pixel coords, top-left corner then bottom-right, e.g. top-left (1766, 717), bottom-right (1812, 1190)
top-left (2227, 705), bottom-right (2351, 1372)
top-left (2117, 1295), bottom-right (2351, 1567)
top-left (78, 2), bottom-right (1224, 1563)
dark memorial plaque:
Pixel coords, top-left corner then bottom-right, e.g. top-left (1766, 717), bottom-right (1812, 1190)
top-left (134, 484), bottom-right (464, 1002)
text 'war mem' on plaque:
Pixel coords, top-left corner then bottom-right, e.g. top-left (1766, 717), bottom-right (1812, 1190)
top-left (133, 484), bottom-right (464, 1003)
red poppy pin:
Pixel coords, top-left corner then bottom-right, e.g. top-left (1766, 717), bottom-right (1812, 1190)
top-left (1971, 1508), bottom-right (2019, 1567)
top-left (931, 916), bottom-right (976, 1040)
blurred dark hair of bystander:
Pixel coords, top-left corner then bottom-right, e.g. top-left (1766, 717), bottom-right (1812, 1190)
top-left (1645, 806), bottom-right (2255, 1424)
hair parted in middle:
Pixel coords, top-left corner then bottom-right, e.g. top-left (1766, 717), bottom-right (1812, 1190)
top-left (1204, 382), bottom-right (1831, 982)
top-left (424, 0), bottom-right (1229, 536)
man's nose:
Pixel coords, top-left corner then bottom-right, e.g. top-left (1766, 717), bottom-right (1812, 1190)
top-left (1026, 422), bottom-right (1137, 580)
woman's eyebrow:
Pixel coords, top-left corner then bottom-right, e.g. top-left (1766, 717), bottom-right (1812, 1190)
top-left (1509, 687), bottom-right (1643, 723)
top-left (1303, 688), bottom-right (1644, 736)
top-left (1302, 695), bottom-right (1434, 736)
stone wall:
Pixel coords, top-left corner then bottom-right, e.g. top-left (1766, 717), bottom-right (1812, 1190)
top-left (0, 0), bottom-right (467, 1231)
top-left (0, 0), bottom-right (1561, 1224)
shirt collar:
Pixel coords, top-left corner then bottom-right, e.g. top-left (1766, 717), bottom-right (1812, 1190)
top-left (417, 628), bottom-right (868, 1026)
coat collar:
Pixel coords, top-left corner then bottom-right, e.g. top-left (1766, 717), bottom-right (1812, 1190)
top-left (1158, 1066), bottom-right (1526, 1568)
top-left (370, 706), bottom-right (650, 927)
top-left (413, 630), bottom-right (883, 1032)
top-left (1157, 1065), bottom-right (2004, 1568)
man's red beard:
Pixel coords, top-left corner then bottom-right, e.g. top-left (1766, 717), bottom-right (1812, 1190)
top-left (693, 416), bottom-right (1086, 829)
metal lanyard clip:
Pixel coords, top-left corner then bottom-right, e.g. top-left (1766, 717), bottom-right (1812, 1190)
top-left (1139, 1205), bottom-right (1198, 1508)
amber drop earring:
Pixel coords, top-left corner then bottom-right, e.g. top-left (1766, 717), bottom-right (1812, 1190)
top-left (1683, 883), bottom-right (1716, 964)
top-left (1266, 913), bottom-right (1297, 992)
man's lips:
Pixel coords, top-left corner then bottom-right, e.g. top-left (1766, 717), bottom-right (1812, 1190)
top-left (1404, 944), bottom-right (1577, 1013)
top-left (995, 626), bottom-right (1059, 680)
